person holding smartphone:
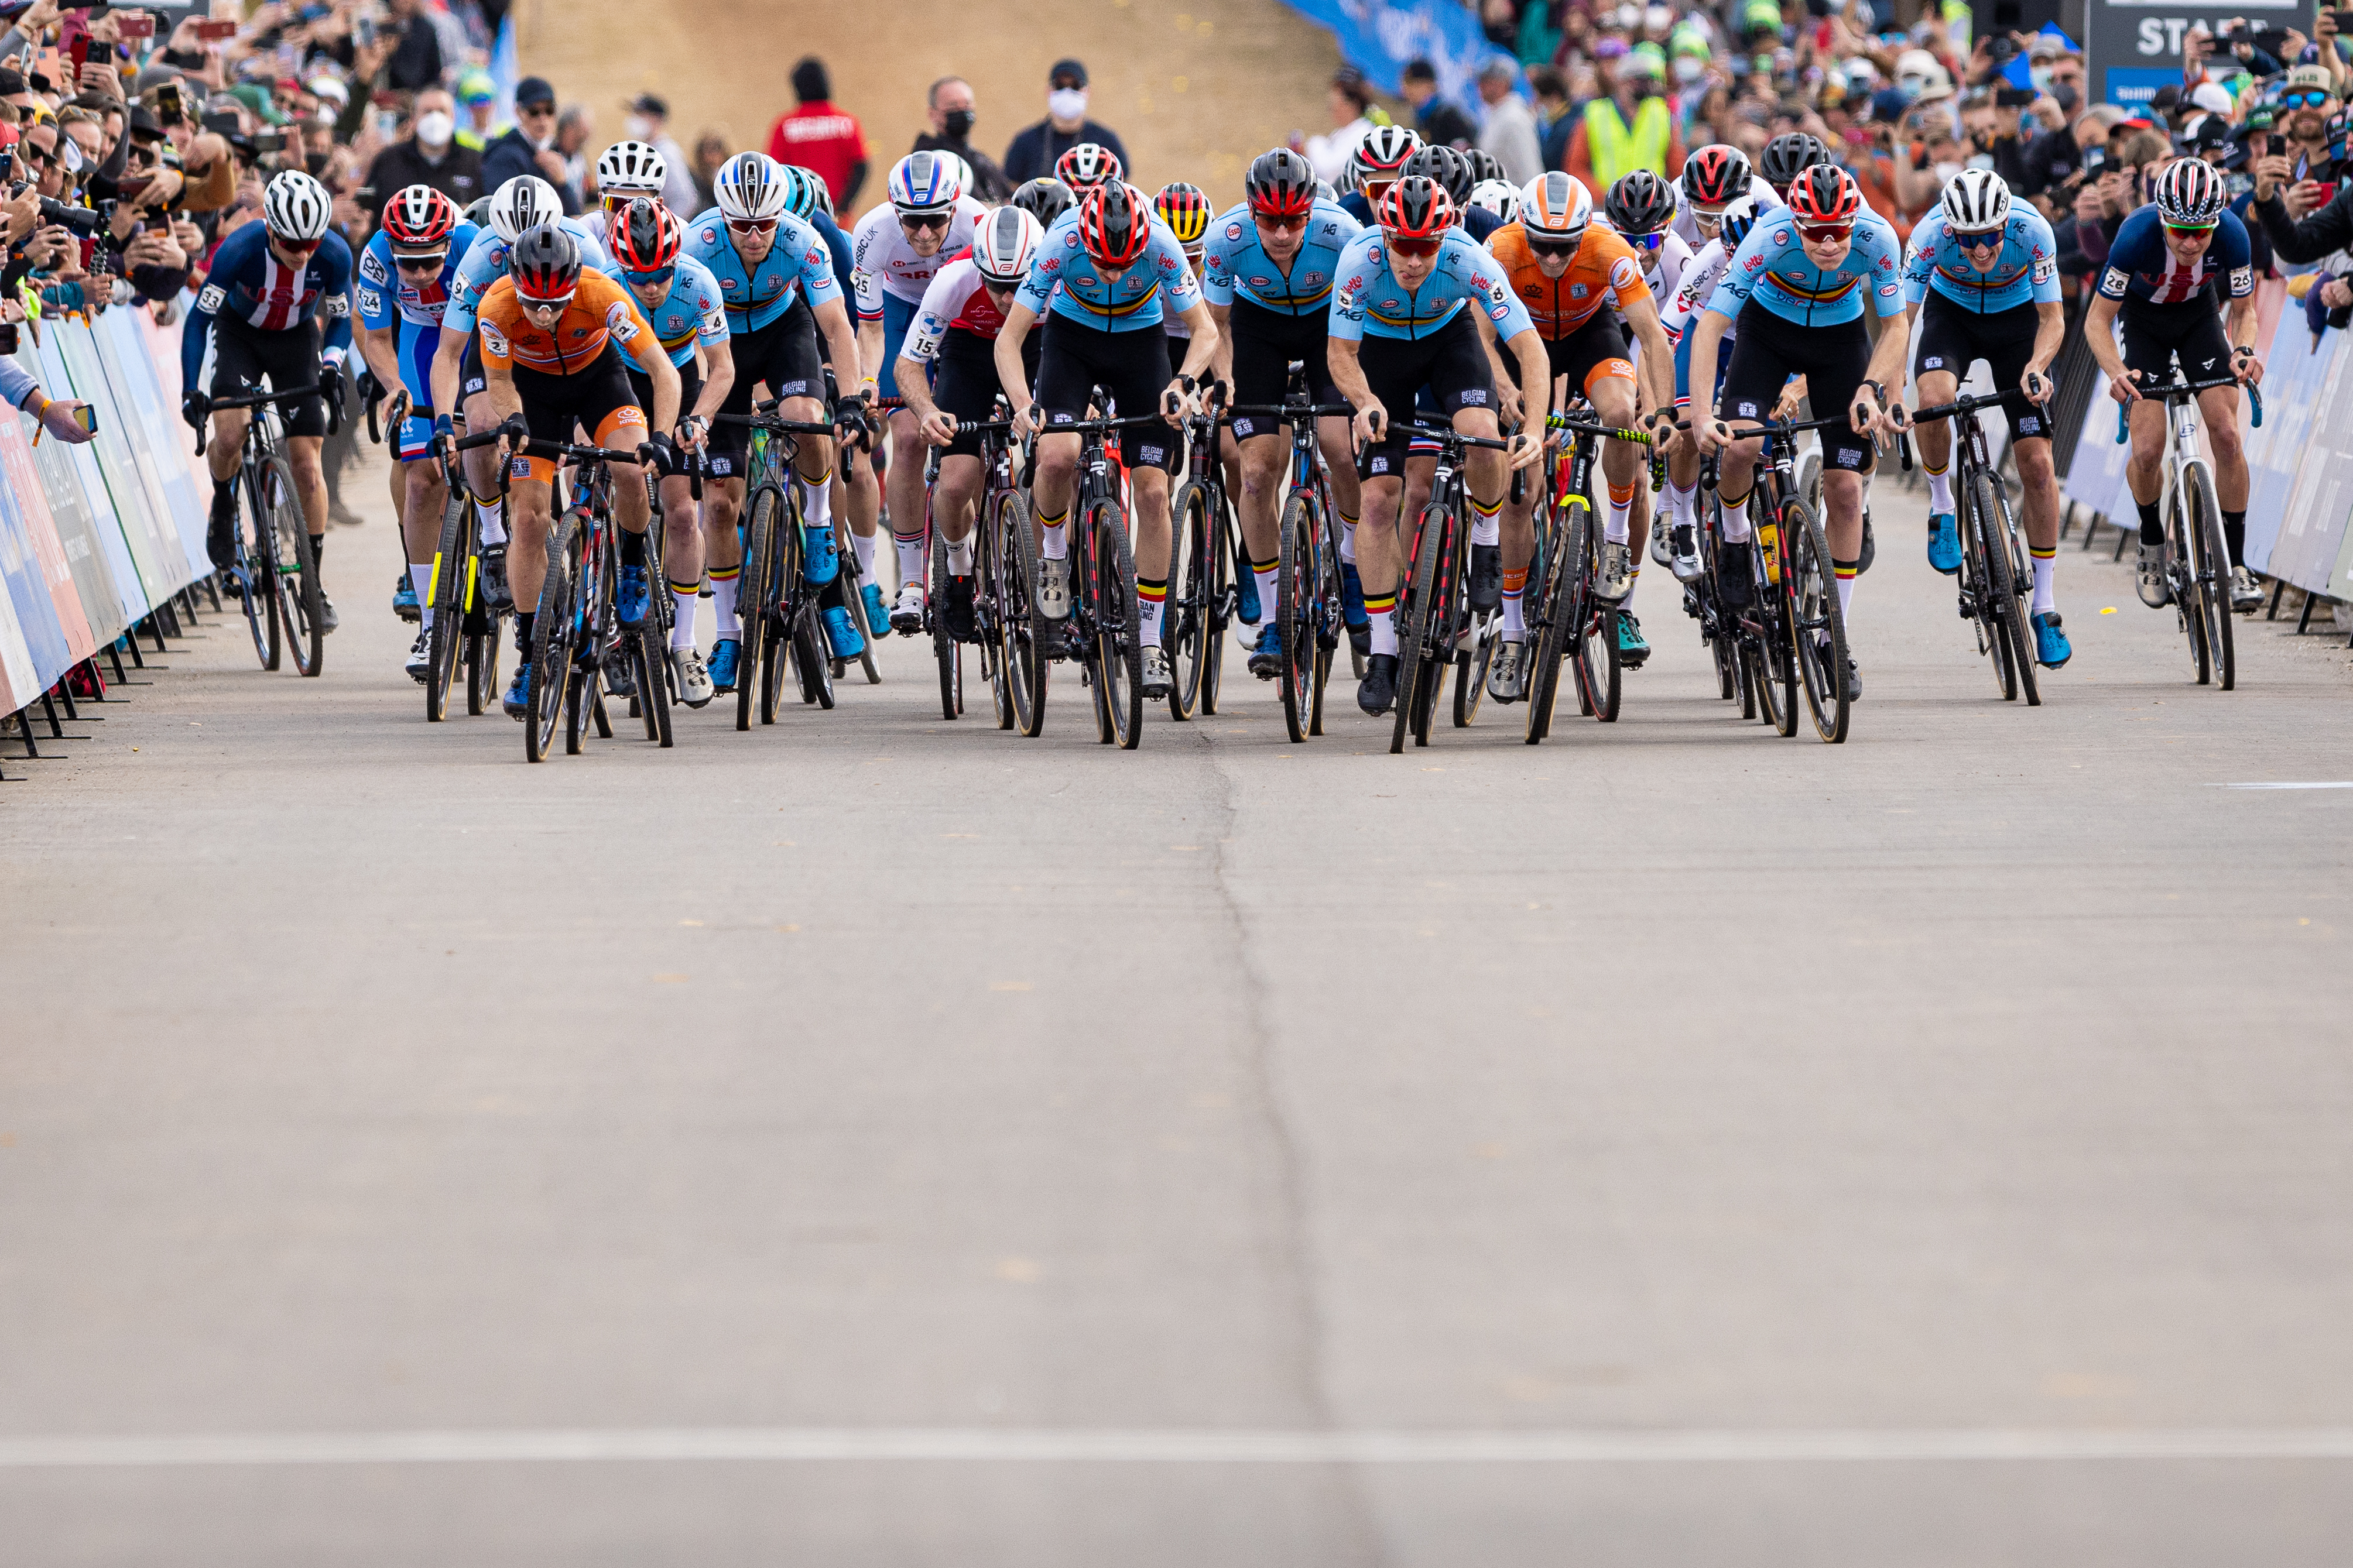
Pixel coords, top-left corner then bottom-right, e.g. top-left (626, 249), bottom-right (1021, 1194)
top-left (0, 298), bottom-right (101, 445)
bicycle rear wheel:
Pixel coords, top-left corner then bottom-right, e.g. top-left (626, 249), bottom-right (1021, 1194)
top-left (996, 489), bottom-right (1046, 736)
top-left (1565, 503), bottom-right (1620, 723)
top-left (735, 486), bottom-right (777, 731)
top-left (932, 530), bottom-right (963, 720)
top-left (636, 620), bottom-right (673, 746)
top-left (1276, 490), bottom-right (1318, 743)
top-left (2188, 461), bottom-right (2233, 691)
top-left (1391, 502), bottom-right (1450, 754)
top-left (1167, 479), bottom-right (1209, 719)
top-left (263, 455), bottom-right (323, 677)
top-left (1088, 499), bottom-right (1145, 750)
top-left (1201, 485), bottom-right (1232, 715)
top-left (1785, 499), bottom-right (1850, 744)
top-left (1523, 499), bottom-right (1567, 743)
top-left (230, 471), bottom-right (276, 670)
top-left (526, 521), bottom-right (576, 763)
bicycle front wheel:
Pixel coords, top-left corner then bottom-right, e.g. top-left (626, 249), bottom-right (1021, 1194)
top-left (1167, 479), bottom-right (1209, 719)
top-left (735, 486), bottom-right (777, 731)
top-left (1975, 471), bottom-right (2038, 708)
top-left (1566, 503), bottom-right (1620, 723)
top-left (2188, 461), bottom-right (2233, 691)
top-left (996, 488), bottom-right (1046, 737)
top-left (526, 521), bottom-right (576, 763)
top-left (1392, 502), bottom-right (1451, 754)
top-left (1276, 489), bottom-right (1318, 743)
top-left (1785, 499), bottom-right (1850, 744)
top-left (1088, 499), bottom-right (1145, 750)
top-left (931, 529), bottom-right (963, 720)
top-left (263, 455), bottom-right (323, 677)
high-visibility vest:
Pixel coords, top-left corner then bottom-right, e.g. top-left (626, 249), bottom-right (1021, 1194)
top-left (1583, 97), bottom-right (1670, 186)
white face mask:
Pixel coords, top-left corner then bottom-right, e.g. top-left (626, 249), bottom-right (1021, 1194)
top-left (1673, 57), bottom-right (1703, 84)
top-left (1048, 87), bottom-right (1087, 121)
top-left (415, 110), bottom-right (454, 149)
top-left (624, 115), bottom-right (650, 140)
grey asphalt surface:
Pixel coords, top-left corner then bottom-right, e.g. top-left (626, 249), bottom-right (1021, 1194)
top-left (5, 451), bottom-right (2351, 1566)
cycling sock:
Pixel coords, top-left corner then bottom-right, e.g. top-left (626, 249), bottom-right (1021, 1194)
top-left (308, 533), bottom-right (324, 570)
top-left (516, 610), bottom-right (535, 661)
top-left (1470, 493), bottom-right (1502, 547)
top-left (409, 564), bottom-right (435, 630)
top-left (209, 481), bottom-right (237, 519)
top-left (1501, 567), bottom-right (1526, 638)
top-left (1926, 460), bottom-right (1953, 514)
top-left (1037, 508), bottom-right (1069, 560)
top-left (1605, 481), bottom-right (1637, 544)
top-left (2136, 499), bottom-right (2163, 546)
top-left (799, 468), bottom-right (833, 530)
top-left (1720, 488), bottom-right (1753, 543)
top-left (1338, 511), bottom-right (1357, 564)
top-left (1252, 557), bottom-right (1279, 624)
top-left (2030, 546), bottom-right (2056, 615)
top-left (841, 527), bottom-right (871, 579)
top-left (1137, 577), bottom-right (1167, 645)
top-left (1832, 556), bottom-right (1858, 617)
top-left (669, 581), bottom-right (700, 648)
top-left (946, 534), bottom-right (974, 575)
top-left (708, 563), bottom-right (740, 639)
top-left (1667, 478), bottom-right (1696, 529)
top-left (2222, 510), bottom-right (2246, 567)
top-left (1364, 589), bottom-right (1398, 656)
top-left (619, 529), bottom-right (646, 567)
top-left (893, 527), bottom-right (927, 590)
top-left (474, 499), bottom-right (506, 547)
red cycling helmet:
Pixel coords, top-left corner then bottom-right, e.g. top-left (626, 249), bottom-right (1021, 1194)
top-left (1375, 174), bottom-right (1454, 242)
top-left (381, 183), bottom-right (458, 246)
top-left (1245, 146), bottom-right (1317, 218)
top-left (1080, 180), bottom-right (1154, 268)
top-left (1679, 144), bottom-right (1751, 207)
top-left (1786, 164), bottom-right (1864, 227)
top-left (608, 195), bottom-right (681, 273)
top-left (1056, 142), bottom-right (1124, 193)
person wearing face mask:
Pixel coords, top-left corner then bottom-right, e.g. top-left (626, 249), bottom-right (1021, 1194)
top-left (360, 87), bottom-right (483, 225)
top-left (913, 76), bottom-right (1011, 204)
top-left (1002, 59), bottom-right (1129, 187)
top-left (766, 57), bottom-right (868, 211)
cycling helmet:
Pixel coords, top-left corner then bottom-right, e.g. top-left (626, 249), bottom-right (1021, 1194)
top-left (1354, 123), bottom-right (1420, 186)
top-left (799, 167), bottom-right (835, 219)
top-left (1245, 146), bottom-right (1317, 218)
top-left (974, 203), bottom-right (1043, 286)
top-left (776, 163), bottom-right (818, 222)
top-left (1400, 142), bottom-right (1472, 205)
top-left (1940, 167), bottom-right (2011, 233)
top-left (1786, 163), bottom-right (1864, 226)
top-left (509, 221), bottom-right (581, 303)
top-left (1314, 178), bottom-right (1338, 201)
top-left (1717, 194), bottom-right (1759, 252)
top-left (1758, 132), bottom-right (1831, 190)
top-left (886, 149), bottom-right (963, 215)
top-left (1462, 147), bottom-right (1506, 188)
top-left (1375, 174), bottom-right (1453, 241)
top-left (380, 182), bottom-right (458, 246)
top-left (714, 151), bottom-right (792, 222)
top-left (1680, 143), bottom-right (1752, 207)
top-left (262, 169), bottom-right (331, 242)
top-left (608, 195), bottom-right (681, 273)
top-left (487, 175), bottom-right (562, 243)
top-left (1467, 177), bottom-right (1520, 224)
top-left (1011, 176), bottom-right (1075, 228)
top-left (462, 194), bottom-right (494, 230)
top-left (2154, 157), bottom-right (2227, 227)
top-left (595, 139), bottom-right (667, 197)
top-left (1518, 170), bottom-right (1592, 244)
top-left (1079, 180), bottom-right (1153, 268)
top-left (1153, 180), bottom-right (1211, 249)
top-left (1055, 141), bottom-right (1123, 192)
top-left (1605, 169), bottom-right (1677, 235)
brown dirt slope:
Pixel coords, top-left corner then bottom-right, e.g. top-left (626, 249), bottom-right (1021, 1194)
top-left (518, 0), bottom-right (1348, 219)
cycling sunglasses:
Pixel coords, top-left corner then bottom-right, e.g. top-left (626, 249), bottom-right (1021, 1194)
top-left (274, 236), bottom-right (321, 255)
top-left (2163, 221), bottom-right (2218, 238)
top-left (623, 266), bottom-right (675, 287)
top-left (1956, 231), bottom-right (2005, 252)
top-left (518, 290), bottom-right (576, 313)
top-left (1386, 234), bottom-right (1442, 258)
top-left (1621, 228), bottom-right (1666, 251)
top-left (2280, 89), bottom-right (2333, 111)
top-left (1526, 237), bottom-right (1581, 259)
top-left (393, 249), bottom-right (448, 273)
top-left (1253, 211), bottom-right (1308, 231)
top-left (1796, 222), bottom-right (1852, 244)
top-left (726, 217), bottom-right (778, 235)
top-left (898, 211), bottom-right (951, 232)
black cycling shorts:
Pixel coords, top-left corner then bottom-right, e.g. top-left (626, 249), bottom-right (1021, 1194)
top-left (1913, 291), bottom-right (2050, 442)
top-left (459, 328), bottom-right (487, 403)
top-left (626, 357), bottom-right (703, 476)
top-left (508, 341), bottom-right (648, 483)
top-left (2118, 297), bottom-right (2236, 389)
top-left (1033, 310), bottom-right (1177, 472)
top-left (1227, 297), bottom-right (1340, 441)
top-left (1719, 307), bottom-right (1875, 474)
top-left (931, 326), bottom-right (1036, 458)
top-left (1542, 311), bottom-right (1635, 400)
top-left (210, 315), bottom-right (327, 438)
top-left (705, 298), bottom-right (826, 478)
top-left (1354, 310), bottom-right (1496, 478)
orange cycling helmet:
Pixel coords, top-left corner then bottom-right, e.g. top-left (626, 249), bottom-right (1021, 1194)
top-left (1080, 180), bottom-right (1154, 267)
top-left (1785, 164), bottom-right (1864, 227)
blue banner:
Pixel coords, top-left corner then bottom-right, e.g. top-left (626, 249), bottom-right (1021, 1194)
top-left (1276, 0), bottom-right (1497, 106)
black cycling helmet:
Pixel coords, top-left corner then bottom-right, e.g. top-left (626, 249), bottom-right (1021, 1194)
top-left (1245, 146), bottom-right (1318, 217)
top-left (1461, 147), bottom-right (1506, 187)
top-left (463, 193), bottom-right (495, 230)
top-left (1605, 169), bottom-right (1677, 235)
top-left (1399, 142), bottom-right (1473, 206)
top-left (1011, 176), bottom-right (1076, 229)
top-left (509, 221), bottom-right (581, 303)
top-left (1759, 132), bottom-right (1831, 191)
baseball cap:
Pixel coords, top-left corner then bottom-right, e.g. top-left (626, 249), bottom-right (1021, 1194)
top-left (629, 92), bottom-right (668, 117)
top-left (2189, 80), bottom-right (2236, 116)
top-left (2285, 63), bottom-right (2335, 94)
top-left (1049, 59), bottom-right (1088, 88)
top-left (514, 75), bottom-right (556, 108)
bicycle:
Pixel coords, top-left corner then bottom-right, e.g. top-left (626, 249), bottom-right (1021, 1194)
top-left (918, 420), bottom-right (1018, 723)
top-left (1165, 392), bottom-right (1240, 721)
top-left (1389, 421), bottom-right (1518, 753)
top-left (1683, 452), bottom-right (1745, 712)
top-left (196, 382), bottom-right (334, 679)
top-left (1224, 390), bottom-right (1354, 742)
top-left (1901, 386), bottom-right (2043, 707)
top-left (714, 405), bottom-right (840, 730)
top-left (418, 441), bottom-right (512, 723)
top-left (2113, 372), bottom-right (2262, 691)
top-left (1519, 410), bottom-right (1664, 742)
top-left (1023, 392), bottom-right (1160, 749)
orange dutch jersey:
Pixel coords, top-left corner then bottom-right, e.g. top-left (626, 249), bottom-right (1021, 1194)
top-left (475, 270), bottom-right (657, 376)
top-left (1488, 223), bottom-right (1645, 340)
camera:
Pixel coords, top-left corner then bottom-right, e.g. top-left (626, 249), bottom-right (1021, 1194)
top-left (39, 196), bottom-right (107, 236)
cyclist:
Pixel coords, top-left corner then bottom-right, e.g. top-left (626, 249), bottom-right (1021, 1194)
top-left (1335, 123), bottom-right (1420, 224)
top-left (1899, 169), bottom-right (2072, 667)
top-left (1755, 132), bottom-right (1832, 200)
top-left (2082, 157), bottom-right (2265, 614)
top-left (1689, 164), bottom-right (1910, 702)
top-left (1202, 147), bottom-right (1366, 678)
top-left (1327, 176), bottom-right (1547, 716)
top-left (1480, 171), bottom-right (1676, 701)
top-left (1657, 193), bottom-right (1758, 579)
top-left (684, 152), bottom-right (873, 687)
top-left (853, 150), bottom-right (985, 633)
top-left (1467, 179), bottom-right (1520, 224)
top-left (609, 196), bottom-right (734, 707)
top-left (354, 183), bottom-right (477, 680)
top-left (1055, 142), bottom-right (1123, 194)
top-left (474, 224), bottom-right (677, 719)
top-left (1671, 143), bottom-right (1782, 252)
top-left (183, 170), bottom-right (355, 633)
top-left (996, 179), bottom-right (1221, 696)
top-left (896, 204), bottom-right (1046, 640)
top-left (1598, 167), bottom-right (1692, 665)
top-left (594, 139), bottom-right (669, 220)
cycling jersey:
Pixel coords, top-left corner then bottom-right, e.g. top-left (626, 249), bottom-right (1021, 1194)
top-left (612, 253), bottom-right (729, 373)
top-left (441, 215), bottom-right (612, 337)
top-left (682, 208), bottom-right (846, 332)
top-left (1702, 209), bottom-right (1906, 328)
top-left (1662, 236), bottom-right (1735, 345)
top-left (1201, 199), bottom-right (1364, 317)
top-left (1901, 208), bottom-right (2061, 314)
top-left (905, 255), bottom-right (1012, 356)
top-left (2097, 205), bottom-right (2255, 307)
top-left (1669, 181), bottom-right (1783, 250)
top-left (1015, 208), bottom-right (1203, 332)
top-left (475, 269), bottom-right (658, 377)
top-left (1330, 226), bottom-right (1536, 342)
top-left (1481, 222), bottom-right (1642, 340)
top-left (850, 196), bottom-right (987, 317)
top-left (358, 219), bottom-right (479, 455)
top-left (181, 220), bottom-right (355, 387)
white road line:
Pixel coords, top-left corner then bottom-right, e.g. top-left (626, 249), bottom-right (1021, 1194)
top-left (2, 1428), bottom-right (2351, 1468)
top-left (2212, 782), bottom-right (2353, 790)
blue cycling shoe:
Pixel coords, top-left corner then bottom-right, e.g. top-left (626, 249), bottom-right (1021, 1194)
top-left (707, 638), bottom-right (741, 692)
top-left (2032, 610), bottom-right (2071, 668)
top-left (1235, 560), bottom-right (1261, 624)
top-left (823, 604), bottom-right (866, 658)
top-left (862, 580), bottom-right (890, 638)
top-left (1926, 512), bottom-right (1961, 575)
top-left (617, 564), bottom-right (650, 625)
top-left (1340, 561), bottom-right (1368, 628)
top-left (803, 524), bottom-right (840, 586)
top-left (1616, 609), bottom-right (1650, 668)
top-left (501, 664), bottom-right (531, 720)
top-left (1248, 620), bottom-right (1285, 680)
top-left (392, 571), bottom-right (420, 622)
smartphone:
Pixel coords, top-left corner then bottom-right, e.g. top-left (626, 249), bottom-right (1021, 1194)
top-left (116, 13), bottom-right (155, 40)
top-left (203, 109), bottom-right (242, 136)
top-left (354, 14), bottom-right (375, 46)
top-left (2266, 132), bottom-right (2285, 157)
top-left (2337, 8), bottom-right (2353, 25)
top-left (153, 81), bottom-right (185, 125)
top-left (252, 129), bottom-right (286, 154)
top-left (144, 214), bottom-right (169, 234)
top-left (0, 321), bottom-right (16, 356)
top-left (191, 18), bottom-right (239, 42)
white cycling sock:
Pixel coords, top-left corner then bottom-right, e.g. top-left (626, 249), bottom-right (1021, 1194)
top-left (1667, 479), bottom-right (1696, 530)
top-left (1369, 603), bottom-right (1398, 657)
top-left (1253, 565), bottom-right (1280, 622)
top-left (1039, 520), bottom-right (1068, 560)
top-left (1926, 463), bottom-right (1953, 514)
top-left (799, 472), bottom-right (831, 530)
top-left (1138, 579), bottom-right (1167, 646)
top-left (946, 534), bottom-right (974, 575)
top-left (893, 530), bottom-right (928, 591)
top-left (2031, 550), bottom-right (2056, 615)
top-left (850, 527), bottom-right (877, 577)
top-left (1606, 489), bottom-right (1634, 544)
top-left (1470, 507), bottom-right (1500, 547)
top-left (710, 569), bottom-right (739, 641)
top-left (1720, 493), bottom-right (1753, 543)
top-left (1338, 517), bottom-right (1357, 565)
top-left (409, 564), bottom-right (434, 630)
top-left (670, 584), bottom-right (700, 649)
top-left (474, 499), bottom-right (506, 547)
top-left (1501, 568), bottom-right (1525, 638)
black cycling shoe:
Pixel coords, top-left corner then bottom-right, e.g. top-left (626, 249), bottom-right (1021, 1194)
top-left (207, 507), bottom-right (237, 572)
top-left (480, 544), bottom-right (513, 612)
top-left (1468, 542), bottom-right (1502, 613)
top-left (1715, 540), bottom-right (1755, 609)
top-left (1036, 615), bottom-right (1071, 660)
top-left (1856, 513), bottom-right (1876, 575)
top-left (1348, 622), bottom-right (1371, 663)
top-left (604, 650), bottom-right (636, 699)
top-left (1357, 652), bottom-right (1399, 715)
top-left (943, 575), bottom-right (977, 641)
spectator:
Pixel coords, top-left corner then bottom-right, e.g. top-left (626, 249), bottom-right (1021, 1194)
top-left (453, 67), bottom-right (499, 153)
top-left (481, 76), bottom-right (574, 211)
top-left (690, 131), bottom-right (729, 212)
top-left (1566, 49), bottom-right (1684, 198)
top-left (768, 56), bottom-right (867, 210)
top-left (622, 94), bottom-right (704, 215)
top-left (554, 102), bottom-right (592, 207)
top-left (1475, 58), bottom-right (1543, 185)
top-left (359, 87), bottom-right (484, 220)
top-left (1529, 66), bottom-right (1573, 174)
top-left (1399, 59), bottom-right (1478, 150)
top-left (912, 76), bottom-right (1010, 203)
top-left (380, 0), bottom-right (444, 94)
top-left (2021, 101), bottom-right (2122, 204)
top-left (1003, 58), bottom-right (1128, 186)
top-left (1303, 66), bottom-right (1376, 186)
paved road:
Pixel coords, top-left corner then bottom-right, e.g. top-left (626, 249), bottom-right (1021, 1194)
top-left (5, 454), bottom-right (2351, 1565)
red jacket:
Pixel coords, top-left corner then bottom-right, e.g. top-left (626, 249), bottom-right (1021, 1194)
top-left (767, 101), bottom-right (867, 207)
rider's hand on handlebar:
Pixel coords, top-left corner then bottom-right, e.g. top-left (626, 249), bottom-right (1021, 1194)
top-left (1696, 417), bottom-right (1734, 456)
top-left (1496, 381), bottom-right (1525, 426)
top-left (2108, 367), bottom-right (2143, 406)
top-left (919, 409), bottom-right (957, 447)
top-left (2232, 345), bottom-right (2263, 387)
top-left (180, 388), bottom-right (208, 432)
top-left (1161, 374), bottom-right (1197, 420)
top-left (1009, 400), bottom-right (1040, 442)
top-left (674, 413), bottom-right (707, 453)
top-left (1351, 402), bottom-right (1385, 452)
top-left (1506, 428), bottom-right (1542, 471)
top-left (385, 387), bottom-right (412, 434)
top-left (2022, 369), bottom-right (2050, 406)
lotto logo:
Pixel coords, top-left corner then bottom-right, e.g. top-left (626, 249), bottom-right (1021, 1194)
top-left (1225, 222), bottom-right (1244, 241)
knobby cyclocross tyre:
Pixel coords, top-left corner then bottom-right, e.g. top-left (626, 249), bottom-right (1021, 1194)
top-left (637, 621), bottom-right (673, 746)
top-left (2190, 461), bottom-right (2233, 691)
top-left (735, 486), bottom-right (776, 730)
top-left (1966, 472), bottom-right (2018, 702)
top-left (1201, 488), bottom-right (1232, 715)
top-left (1392, 502), bottom-right (1450, 754)
top-left (424, 489), bottom-right (468, 721)
top-left (1454, 619), bottom-right (1493, 729)
top-left (261, 455), bottom-right (323, 677)
top-left (231, 470), bottom-right (275, 670)
top-left (790, 607), bottom-right (833, 712)
top-left (1523, 502), bottom-right (1568, 743)
top-left (1311, 496), bottom-right (1345, 735)
top-left (1090, 500), bottom-right (1145, 750)
top-left (2168, 492), bottom-right (2210, 686)
top-left (998, 489), bottom-right (1046, 737)
top-left (1276, 490), bottom-right (1317, 743)
top-left (526, 525), bottom-right (574, 763)
top-left (1564, 503), bottom-right (1619, 723)
top-left (1975, 471), bottom-right (2037, 707)
top-left (1167, 479), bottom-right (1208, 720)
top-left (468, 619), bottom-right (502, 717)
top-left (1784, 499), bottom-right (1849, 744)
top-left (931, 531), bottom-right (963, 720)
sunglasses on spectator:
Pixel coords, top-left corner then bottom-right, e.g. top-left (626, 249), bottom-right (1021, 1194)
top-left (1386, 234), bottom-right (1441, 258)
top-left (727, 217), bottom-right (776, 235)
top-left (623, 266), bottom-right (674, 287)
top-left (899, 212), bottom-right (950, 232)
top-left (394, 249), bottom-right (447, 272)
top-left (1621, 228), bottom-right (1665, 250)
top-left (1796, 222), bottom-right (1852, 244)
top-left (1526, 237), bottom-right (1581, 259)
top-left (1254, 211), bottom-right (1307, 231)
top-left (2280, 90), bottom-right (2333, 110)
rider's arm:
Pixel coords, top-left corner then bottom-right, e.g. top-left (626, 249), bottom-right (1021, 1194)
top-left (354, 323), bottom-right (404, 400)
top-left (2227, 287), bottom-right (2259, 355)
top-left (1860, 310), bottom-right (1910, 421)
top-left (482, 351), bottom-right (523, 427)
top-left (1620, 290), bottom-right (1676, 423)
top-left (694, 337), bottom-right (734, 424)
top-left (2027, 298), bottom-right (2064, 380)
top-left (315, 236), bottom-right (354, 366)
top-left (1168, 297), bottom-right (1220, 386)
top-left (994, 300), bottom-right (1039, 418)
top-left (1687, 308), bottom-right (1730, 433)
top-left (2081, 290), bottom-right (2129, 388)
top-left (429, 330), bottom-right (466, 425)
top-left (1326, 334), bottom-right (1376, 424)
top-left (855, 318), bottom-right (885, 400)
top-left (1502, 326), bottom-right (1549, 463)
top-left (895, 348), bottom-right (944, 429)
top-left (809, 296), bottom-right (865, 394)
top-left (1207, 301), bottom-right (1234, 389)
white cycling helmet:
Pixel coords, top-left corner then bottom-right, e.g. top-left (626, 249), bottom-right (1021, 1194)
top-left (974, 204), bottom-right (1042, 286)
top-left (1941, 167), bottom-right (2011, 234)
top-left (887, 149), bottom-right (963, 215)
top-left (262, 169), bottom-right (332, 242)
top-left (714, 152), bottom-right (793, 222)
top-left (595, 139), bottom-right (667, 197)
top-left (1467, 178), bottom-right (1520, 224)
top-left (487, 175), bottom-right (563, 243)
top-left (2153, 157), bottom-right (2227, 229)
top-left (1353, 123), bottom-right (1420, 190)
